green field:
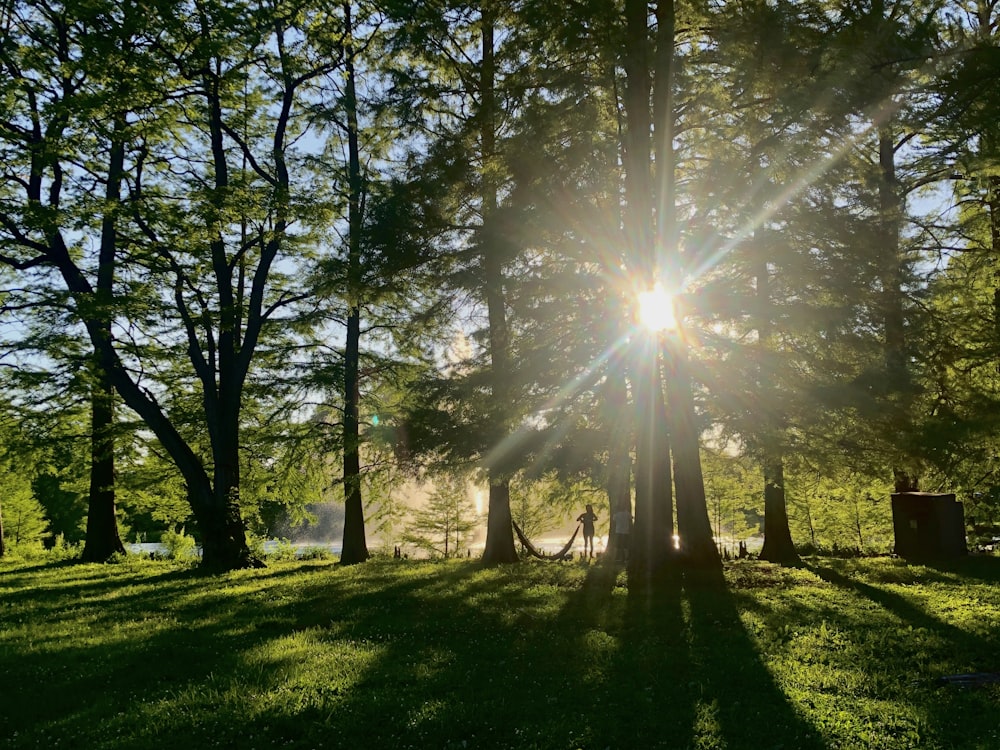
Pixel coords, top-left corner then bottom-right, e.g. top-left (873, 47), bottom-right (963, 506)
top-left (2, 555), bottom-right (999, 749)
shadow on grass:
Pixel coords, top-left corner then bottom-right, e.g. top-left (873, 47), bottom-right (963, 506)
top-left (807, 559), bottom-right (1000, 749)
top-left (678, 566), bottom-right (825, 750)
top-left (19, 556), bottom-right (996, 749)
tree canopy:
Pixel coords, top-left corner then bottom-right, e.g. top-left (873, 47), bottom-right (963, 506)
top-left (2, 0), bottom-right (999, 575)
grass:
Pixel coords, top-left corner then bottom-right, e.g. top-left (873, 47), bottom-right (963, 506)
top-left (2, 554), bottom-right (1000, 749)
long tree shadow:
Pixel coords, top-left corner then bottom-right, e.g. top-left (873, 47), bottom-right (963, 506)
top-left (679, 566), bottom-right (826, 750)
top-left (807, 560), bottom-right (1000, 748)
top-left (21, 557), bottom-right (1000, 749)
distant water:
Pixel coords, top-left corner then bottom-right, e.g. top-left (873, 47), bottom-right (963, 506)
top-left (127, 540), bottom-right (343, 558)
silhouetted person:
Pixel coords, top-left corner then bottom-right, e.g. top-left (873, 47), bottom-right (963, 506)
top-left (577, 504), bottom-right (598, 559)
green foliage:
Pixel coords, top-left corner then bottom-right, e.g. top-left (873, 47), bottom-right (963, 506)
top-left (116, 441), bottom-right (193, 540)
top-left (402, 474), bottom-right (480, 558)
top-left (0, 0), bottom-right (995, 575)
top-left (159, 528), bottom-right (198, 561)
top-left (702, 449), bottom-right (763, 549)
top-left (0, 463), bottom-right (48, 551)
top-left (264, 538), bottom-right (298, 562)
top-left (297, 545), bottom-right (334, 561)
top-left (786, 467), bottom-right (894, 553)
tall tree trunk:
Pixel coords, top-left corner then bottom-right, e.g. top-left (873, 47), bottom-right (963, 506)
top-left (879, 125), bottom-right (918, 493)
top-left (759, 457), bottom-right (798, 563)
top-left (665, 341), bottom-right (719, 567)
top-left (82, 125), bottom-right (125, 563)
top-left (81, 370), bottom-right (125, 562)
top-left (0, 500), bottom-right (5, 557)
top-left (754, 242), bottom-right (799, 565)
top-left (604, 368), bottom-right (633, 562)
top-left (622, 0), bottom-right (673, 579)
top-left (480, 1), bottom-right (518, 565)
top-left (990, 176), bottom-right (1000, 380)
top-left (340, 1), bottom-right (369, 564)
top-left (630, 346), bottom-right (674, 578)
top-left (653, 0), bottom-right (718, 570)
top-left (194, 465), bottom-right (257, 571)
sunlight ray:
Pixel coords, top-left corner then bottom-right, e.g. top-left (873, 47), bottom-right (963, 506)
top-left (482, 334), bottom-right (632, 475)
top-left (685, 95), bottom-right (907, 284)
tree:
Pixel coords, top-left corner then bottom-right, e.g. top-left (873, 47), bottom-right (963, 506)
top-left (0, 0), bottom-right (138, 562)
top-left (0, 0), bottom-right (340, 569)
top-left (336, 0), bottom-right (372, 565)
top-left (0, 416), bottom-right (48, 553)
top-left (402, 475), bottom-right (479, 558)
top-left (702, 449), bottom-right (761, 555)
top-left (385, 0), bottom-right (532, 564)
top-left (618, 0), bottom-right (720, 575)
top-left (0, 475), bottom-right (49, 551)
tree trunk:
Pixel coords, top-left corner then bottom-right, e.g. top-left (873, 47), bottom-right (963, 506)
top-left (759, 456), bottom-right (799, 564)
top-left (479, 2), bottom-right (518, 565)
top-left (990, 176), bottom-right (1000, 399)
top-left (604, 369), bottom-right (632, 562)
top-left (341, 309), bottom-right (369, 564)
top-left (654, 0), bottom-right (718, 572)
top-left (665, 340), bottom-right (720, 568)
top-left (629, 346), bottom-right (674, 579)
top-left (81, 369), bottom-right (125, 562)
top-left (338, 1), bottom-right (371, 565)
top-left (879, 118), bottom-right (917, 494)
top-left (754, 240), bottom-right (798, 565)
top-left (622, 0), bottom-right (676, 581)
top-left (482, 480), bottom-right (517, 562)
top-left (0, 499), bottom-right (5, 557)
top-left (194, 478), bottom-right (258, 571)
top-left (81, 126), bottom-right (125, 564)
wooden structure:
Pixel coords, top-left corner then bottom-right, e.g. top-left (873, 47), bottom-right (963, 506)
top-left (891, 492), bottom-right (967, 559)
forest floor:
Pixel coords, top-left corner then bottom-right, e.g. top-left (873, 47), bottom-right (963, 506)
top-left (2, 553), bottom-right (999, 749)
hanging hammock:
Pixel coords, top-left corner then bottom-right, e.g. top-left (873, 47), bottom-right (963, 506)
top-left (512, 521), bottom-right (581, 561)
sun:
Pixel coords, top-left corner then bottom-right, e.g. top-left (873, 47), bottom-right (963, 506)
top-left (637, 283), bottom-right (677, 332)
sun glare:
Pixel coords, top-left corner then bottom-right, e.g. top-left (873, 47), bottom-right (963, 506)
top-left (637, 283), bottom-right (677, 332)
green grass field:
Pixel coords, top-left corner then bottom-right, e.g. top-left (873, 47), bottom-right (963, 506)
top-left (2, 555), bottom-right (999, 749)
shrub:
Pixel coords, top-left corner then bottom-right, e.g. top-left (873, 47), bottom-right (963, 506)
top-left (298, 545), bottom-right (333, 561)
top-left (265, 538), bottom-right (298, 561)
top-left (160, 528), bottom-right (198, 560)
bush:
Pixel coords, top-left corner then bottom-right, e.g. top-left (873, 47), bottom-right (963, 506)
top-left (2, 539), bottom-right (47, 561)
top-left (265, 538), bottom-right (298, 561)
top-left (160, 528), bottom-right (198, 560)
top-left (298, 545), bottom-right (333, 561)
top-left (47, 533), bottom-right (83, 561)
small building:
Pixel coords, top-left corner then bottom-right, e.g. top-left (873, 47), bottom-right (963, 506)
top-left (891, 492), bottom-right (967, 559)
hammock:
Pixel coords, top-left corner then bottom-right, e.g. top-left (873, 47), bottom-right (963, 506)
top-left (935, 672), bottom-right (1000, 688)
top-left (512, 521), bottom-right (581, 561)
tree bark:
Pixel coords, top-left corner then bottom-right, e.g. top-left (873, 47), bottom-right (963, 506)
top-left (81, 125), bottom-right (126, 563)
top-left (479, 1), bottom-right (518, 565)
top-left (880, 126), bottom-right (918, 494)
top-left (629, 345), bottom-right (674, 579)
top-left (754, 238), bottom-right (798, 565)
top-left (81, 370), bottom-right (125, 562)
top-left (339, 1), bottom-right (370, 565)
top-left (759, 456), bottom-right (799, 564)
top-left (665, 339), bottom-right (720, 567)
top-left (622, 0), bottom-right (671, 579)
top-left (604, 369), bottom-right (633, 562)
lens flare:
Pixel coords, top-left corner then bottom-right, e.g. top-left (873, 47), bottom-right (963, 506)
top-left (637, 283), bottom-right (677, 332)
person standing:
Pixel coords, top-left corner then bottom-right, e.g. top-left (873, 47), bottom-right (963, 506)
top-left (576, 504), bottom-right (598, 559)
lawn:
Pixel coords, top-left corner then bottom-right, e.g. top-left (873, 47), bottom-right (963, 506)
top-left (2, 554), bottom-right (999, 749)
